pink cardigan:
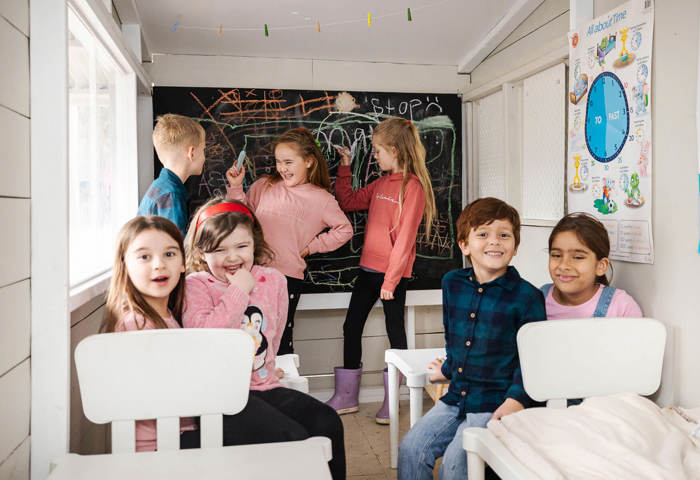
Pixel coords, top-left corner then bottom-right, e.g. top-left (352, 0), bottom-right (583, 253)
top-left (227, 179), bottom-right (352, 279)
top-left (335, 165), bottom-right (425, 292)
top-left (183, 265), bottom-right (288, 391)
top-left (114, 311), bottom-right (197, 452)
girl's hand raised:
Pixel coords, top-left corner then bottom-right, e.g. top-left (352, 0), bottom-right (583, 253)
top-left (225, 163), bottom-right (245, 189)
top-left (226, 268), bottom-right (255, 294)
top-left (333, 145), bottom-right (352, 166)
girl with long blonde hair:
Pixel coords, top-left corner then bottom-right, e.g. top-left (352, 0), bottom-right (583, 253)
top-left (327, 116), bottom-right (436, 424)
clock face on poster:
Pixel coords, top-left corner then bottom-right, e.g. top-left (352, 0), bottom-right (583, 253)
top-left (585, 72), bottom-right (629, 163)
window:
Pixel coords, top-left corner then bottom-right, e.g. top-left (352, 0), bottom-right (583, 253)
top-left (68, 7), bottom-right (137, 287)
top-left (468, 63), bottom-right (566, 225)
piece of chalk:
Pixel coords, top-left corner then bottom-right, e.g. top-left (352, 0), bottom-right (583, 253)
top-left (236, 150), bottom-right (246, 170)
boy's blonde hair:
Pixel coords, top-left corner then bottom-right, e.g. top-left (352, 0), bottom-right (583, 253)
top-left (152, 114), bottom-right (205, 158)
top-left (373, 117), bottom-right (437, 239)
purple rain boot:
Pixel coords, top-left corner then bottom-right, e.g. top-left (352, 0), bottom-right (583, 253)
top-left (325, 366), bottom-right (362, 415)
top-left (375, 368), bottom-right (401, 425)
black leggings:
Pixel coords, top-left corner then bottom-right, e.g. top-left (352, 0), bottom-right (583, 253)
top-left (343, 270), bottom-right (408, 369)
top-left (277, 275), bottom-right (304, 355)
top-left (180, 387), bottom-right (346, 480)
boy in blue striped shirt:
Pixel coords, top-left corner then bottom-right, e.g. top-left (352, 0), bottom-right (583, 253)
top-left (398, 197), bottom-right (546, 480)
top-left (138, 114), bottom-right (206, 236)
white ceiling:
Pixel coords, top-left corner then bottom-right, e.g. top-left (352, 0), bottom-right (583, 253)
top-left (114, 0), bottom-right (527, 67)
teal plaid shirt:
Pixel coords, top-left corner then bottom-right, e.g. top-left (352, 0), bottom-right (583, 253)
top-left (439, 266), bottom-right (546, 417)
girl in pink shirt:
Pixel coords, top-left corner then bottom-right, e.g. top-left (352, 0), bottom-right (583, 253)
top-left (182, 198), bottom-right (346, 480)
top-left (328, 117), bottom-right (437, 424)
top-left (543, 212), bottom-right (642, 319)
top-left (225, 127), bottom-right (352, 355)
top-left (100, 216), bottom-right (198, 452)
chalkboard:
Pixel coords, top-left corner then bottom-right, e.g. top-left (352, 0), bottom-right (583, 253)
top-left (153, 87), bottom-right (463, 293)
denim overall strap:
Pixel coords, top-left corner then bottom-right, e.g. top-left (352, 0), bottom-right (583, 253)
top-left (592, 285), bottom-right (617, 317)
top-left (540, 283), bottom-right (553, 297)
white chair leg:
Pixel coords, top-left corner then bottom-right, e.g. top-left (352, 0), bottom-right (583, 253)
top-left (388, 363), bottom-right (400, 469)
top-left (409, 386), bottom-right (423, 427)
top-left (467, 452), bottom-right (486, 480)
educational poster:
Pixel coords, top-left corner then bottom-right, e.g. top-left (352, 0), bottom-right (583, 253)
top-left (567, 0), bottom-right (654, 263)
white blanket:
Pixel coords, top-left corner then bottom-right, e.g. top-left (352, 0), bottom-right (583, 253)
top-left (487, 393), bottom-right (700, 479)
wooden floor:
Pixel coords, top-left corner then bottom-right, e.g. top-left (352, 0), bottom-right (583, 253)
top-left (343, 397), bottom-right (435, 480)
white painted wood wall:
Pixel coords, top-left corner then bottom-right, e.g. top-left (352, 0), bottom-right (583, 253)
top-left (0, 1), bottom-right (31, 478)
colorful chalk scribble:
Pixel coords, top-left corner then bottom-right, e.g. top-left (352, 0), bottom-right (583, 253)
top-left (153, 87), bottom-right (463, 292)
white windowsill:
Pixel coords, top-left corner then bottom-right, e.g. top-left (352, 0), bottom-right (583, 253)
top-left (69, 270), bottom-right (111, 312)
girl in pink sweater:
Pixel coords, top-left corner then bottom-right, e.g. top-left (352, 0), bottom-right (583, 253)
top-left (225, 128), bottom-right (353, 355)
top-left (182, 198), bottom-right (346, 480)
top-left (328, 117), bottom-right (437, 425)
top-left (100, 216), bottom-right (198, 452)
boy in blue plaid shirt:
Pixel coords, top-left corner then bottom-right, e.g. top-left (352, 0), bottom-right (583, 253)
top-left (398, 197), bottom-right (546, 480)
top-left (138, 114), bottom-right (206, 236)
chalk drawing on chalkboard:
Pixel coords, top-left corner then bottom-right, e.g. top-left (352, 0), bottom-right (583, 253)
top-left (153, 87), bottom-right (463, 293)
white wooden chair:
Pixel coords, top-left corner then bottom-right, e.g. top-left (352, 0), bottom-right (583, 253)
top-left (276, 353), bottom-right (310, 393)
top-left (48, 328), bottom-right (332, 480)
top-left (463, 317), bottom-right (666, 480)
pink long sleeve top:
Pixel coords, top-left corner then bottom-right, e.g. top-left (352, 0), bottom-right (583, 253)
top-left (114, 311), bottom-right (197, 452)
top-left (227, 179), bottom-right (353, 279)
top-left (182, 265), bottom-right (288, 391)
top-left (335, 165), bottom-right (426, 293)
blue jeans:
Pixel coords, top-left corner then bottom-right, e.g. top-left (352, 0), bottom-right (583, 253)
top-left (398, 400), bottom-right (492, 480)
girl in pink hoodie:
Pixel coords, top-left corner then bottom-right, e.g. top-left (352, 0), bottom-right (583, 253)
top-left (328, 117), bottom-right (437, 424)
top-left (225, 128), bottom-right (353, 355)
top-left (182, 198), bottom-right (346, 480)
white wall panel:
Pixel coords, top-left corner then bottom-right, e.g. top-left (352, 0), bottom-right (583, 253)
top-left (0, 281), bottom-right (30, 377)
top-left (0, 361), bottom-right (30, 464)
top-left (522, 63), bottom-right (565, 221)
top-left (476, 90), bottom-right (507, 200)
top-left (146, 54), bottom-right (313, 89)
top-left (312, 60), bottom-right (463, 94)
top-left (0, 106), bottom-right (30, 198)
top-left (0, 0), bottom-right (28, 37)
top-left (146, 54), bottom-right (464, 94)
top-left (0, 437), bottom-right (29, 480)
top-left (0, 199), bottom-right (29, 287)
top-left (0, 17), bottom-right (29, 116)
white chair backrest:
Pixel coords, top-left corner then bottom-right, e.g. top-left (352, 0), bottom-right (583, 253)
top-left (75, 328), bottom-right (254, 452)
top-left (517, 318), bottom-right (665, 406)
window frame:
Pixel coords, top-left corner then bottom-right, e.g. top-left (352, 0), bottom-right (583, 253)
top-left (464, 49), bottom-right (569, 227)
top-left (30, 0), bottom-right (151, 476)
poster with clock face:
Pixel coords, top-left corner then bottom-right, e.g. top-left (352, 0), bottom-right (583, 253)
top-left (568, 0), bottom-right (654, 264)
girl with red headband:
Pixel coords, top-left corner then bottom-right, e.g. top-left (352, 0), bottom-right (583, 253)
top-left (182, 197), bottom-right (346, 480)
top-left (225, 127), bottom-right (353, 355)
